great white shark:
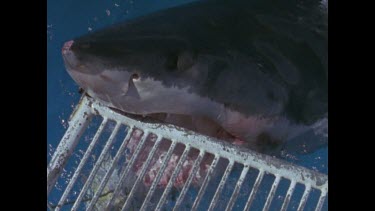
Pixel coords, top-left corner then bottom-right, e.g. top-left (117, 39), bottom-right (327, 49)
top-left (62, 0), bottom-right (328, 156)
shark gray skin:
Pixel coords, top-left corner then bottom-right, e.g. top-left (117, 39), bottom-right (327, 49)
top-left (62, 0), bottom-right (327, 156)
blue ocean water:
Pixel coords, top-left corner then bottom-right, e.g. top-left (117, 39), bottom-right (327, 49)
top-left (47, 0), bottom-right (327, 210)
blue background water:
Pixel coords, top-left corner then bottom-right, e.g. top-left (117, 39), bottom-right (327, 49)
top-left (47, 0), bottom-right (327, 209)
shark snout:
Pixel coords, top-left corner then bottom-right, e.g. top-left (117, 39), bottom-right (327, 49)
top-left (62, 40), bottom-right (82, 72)
top-left (62, 40), bottom-right (74, 55)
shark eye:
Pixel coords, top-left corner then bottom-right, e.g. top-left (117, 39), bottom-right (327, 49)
top-left (131, 73), bottom-right (140, 80)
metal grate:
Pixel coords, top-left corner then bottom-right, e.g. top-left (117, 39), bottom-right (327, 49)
top-left (47, 95), bottom-right (328, 211)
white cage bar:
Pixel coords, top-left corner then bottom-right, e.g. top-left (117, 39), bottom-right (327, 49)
top-left (47, 95), bottom-right (328, 211)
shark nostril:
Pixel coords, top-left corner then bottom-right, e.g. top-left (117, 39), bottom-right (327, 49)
top-left (81, 43), bottom-right (90, 49)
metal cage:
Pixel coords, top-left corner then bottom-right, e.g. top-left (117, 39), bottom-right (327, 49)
top-left (47, 95), bottom-right (328, 211)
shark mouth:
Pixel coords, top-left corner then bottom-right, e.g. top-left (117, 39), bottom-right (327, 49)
top-left (108, 106), bottom-right (246, 146)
